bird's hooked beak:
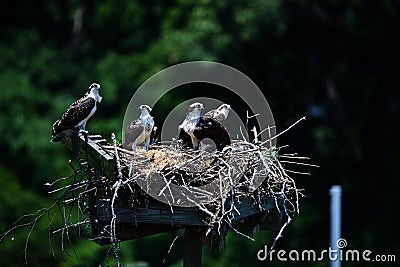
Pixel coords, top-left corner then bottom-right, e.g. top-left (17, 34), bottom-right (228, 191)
top-left (88, 83), bottom-right (101, 93)
top-left (91, 83), bottom-right (102, 102)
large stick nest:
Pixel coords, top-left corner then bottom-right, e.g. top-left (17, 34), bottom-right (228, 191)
top-left (102, 130), bottom-right (306, 232)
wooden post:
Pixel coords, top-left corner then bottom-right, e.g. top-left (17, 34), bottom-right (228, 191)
top-left (184, 228), bottom-right (203, 267)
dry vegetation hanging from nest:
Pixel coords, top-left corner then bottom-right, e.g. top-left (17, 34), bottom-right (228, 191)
top-left (0, 116), bottom-right (314, 265)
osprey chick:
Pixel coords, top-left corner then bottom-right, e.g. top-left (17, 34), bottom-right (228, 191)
top-left (124, 105), bottom-right (155, 152)
top-left (51, 83), bottom-right (102, 142)
top-left (179, 102), bottom-right (231, 151)
top-left (204, 104), bottom-right (231, 122)
top-left (179, 102), bottom-right (204, 149)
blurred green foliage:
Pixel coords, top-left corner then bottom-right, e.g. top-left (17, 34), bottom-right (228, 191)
top-left (1, 0), bottom-right (399, 266)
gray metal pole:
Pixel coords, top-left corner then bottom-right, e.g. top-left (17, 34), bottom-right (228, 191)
top-left (330, 185), bottom-right (342, 267)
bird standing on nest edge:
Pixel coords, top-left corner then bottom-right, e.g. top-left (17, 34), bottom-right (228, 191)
top-left (124, 105), bottom-right (155, 153)
top-left (51, 83), bottom-right (102, 142)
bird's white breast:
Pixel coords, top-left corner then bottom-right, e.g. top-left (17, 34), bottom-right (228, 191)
top-left (134, 114), bottom-right (153, 144)
top-left (89, 91), bottom-right (102, 103)
top-left (77, 101), bottom-right (97, 128)
top-left (144, 117), bottom-right (154, 137)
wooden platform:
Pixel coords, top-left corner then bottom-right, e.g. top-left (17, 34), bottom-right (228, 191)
top-left (60, 132), bottom-right (286, 265)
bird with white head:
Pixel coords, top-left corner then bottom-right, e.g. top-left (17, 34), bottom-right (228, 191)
top-left (51, 83), bottom-right (102, 142)
top-left (124, 104), bottom-right (155, 153)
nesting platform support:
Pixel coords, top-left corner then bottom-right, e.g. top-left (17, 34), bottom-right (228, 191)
top-left (93, 195), bottom-right (282, 245)
top-left (60, 133), bottom-right (285, 265)
top-left (184, 228), bottom-right (203, 267)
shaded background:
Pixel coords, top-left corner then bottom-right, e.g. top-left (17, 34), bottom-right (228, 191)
top-left (0, 0), bottom-right (399, 266)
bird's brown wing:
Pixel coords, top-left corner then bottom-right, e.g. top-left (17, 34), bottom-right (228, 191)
top-left (179, 116), bottom-right (230, 151)
top-left (178, 129), bottom-right (194, 149)
top-left (52, 97), bottom-right (95, 136)
top-left (124, 119), bottom-right (144, 150)
top-left (150, 126), bottom-right (158, 144)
